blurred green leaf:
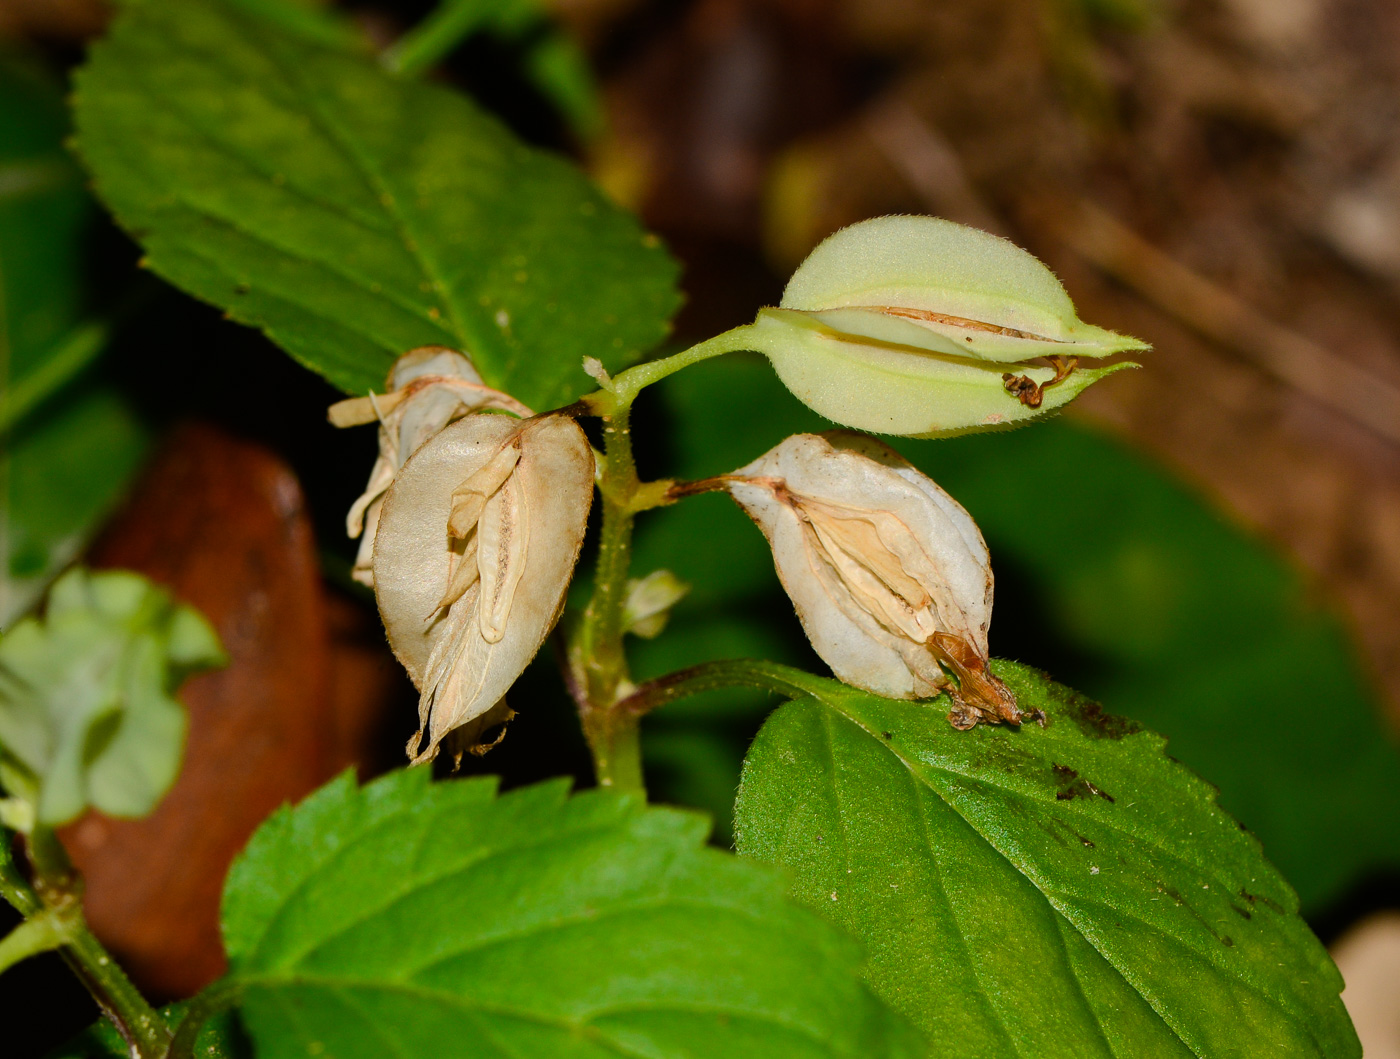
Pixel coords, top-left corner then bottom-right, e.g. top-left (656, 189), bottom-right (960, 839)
top-left (73, 0), bottom-right (679, 407)
top-left (735, 661), bottom-right (1359, 1057)
top-left (0, 51), bottom-right (91, 392)
top-left (0, 567), bottom-right (225, 826)
top-left (0, 51), bottom-right (147, 626)
top-left (637, 353), bottom-right (1400, 911)
top-left (3, 388), bottom-right (149, 627)
top-left (219, 768), bottom-right (925, 1059)
top-left (387, 0), bottom-right (606, 139)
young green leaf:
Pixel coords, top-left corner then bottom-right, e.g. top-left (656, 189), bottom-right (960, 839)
top-left (734, 662), bottom-right (1359, 1058)
top-left (220, 768), bottom-right (925, 1059)
top-left (72, 0), bottom-right (680, 409)
top-left (0, 568), bottom-right (225, 826)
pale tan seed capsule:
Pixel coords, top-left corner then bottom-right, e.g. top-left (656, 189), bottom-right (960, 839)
top-left (725, 431), bottom-right (1027, 729)
top-left (331, 347), bottom-right (533, 587)
top-left (373, 412), bottom-right (594, 763)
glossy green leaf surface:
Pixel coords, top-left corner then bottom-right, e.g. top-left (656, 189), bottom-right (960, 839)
top-left (632, 353), bottom-right (1400, 912)
top-left (734, 662), bottom-right (1358, 1057)
top-left (220, 768), bottom-right (925, 1059)
top-left (72, 0), bottom-right (680, 407)
top-left (0, 567), bottom-right (225, 825)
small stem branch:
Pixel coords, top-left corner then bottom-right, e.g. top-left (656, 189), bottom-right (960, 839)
top-left (587, 325), bottom-right (762, 412)
top-left (0, 321), bottom-right (108, 434)
top-left (0, 906), bottom-right (77, 973)
top-left (614, 658), bottom-right (819, 717)
top-left (383, 0), bottom-right (488, 76)
top-left (167, 981), bottom-right (242, 1059)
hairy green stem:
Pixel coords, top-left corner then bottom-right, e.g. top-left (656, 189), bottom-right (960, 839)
top-left (14, 828), bottom-right (171, 1059)
top-left (575, 403), bottom-right (646, 792)
top-left (570, 326), bottom-right (768, 792)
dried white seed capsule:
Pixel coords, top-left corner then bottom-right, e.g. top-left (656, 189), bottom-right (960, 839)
top-left (372, 412), bottom-right (594, 763)
top-left (725, 431), bottom-right (1029, 728)
top-left (330, 346), bottom-right (533, 586)
top-left (748, 215), bottom-right (1148, 437)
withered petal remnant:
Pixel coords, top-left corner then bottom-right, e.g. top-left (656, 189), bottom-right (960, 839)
top-left (330, 346), bottom-right (533, 587)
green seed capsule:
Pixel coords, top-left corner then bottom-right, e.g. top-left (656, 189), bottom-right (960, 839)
top-left (749, 216), bottom-right (1147, 438)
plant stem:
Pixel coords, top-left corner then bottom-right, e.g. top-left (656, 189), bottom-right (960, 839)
top-left (0, 906), bottom-right (78, 974)
top-left (19, 827), bottom-right (171, 1059)
top-left (167, 980), bottom-right (242, 1059)
top-left (383, 0), bottom-right (489, 76)
top-left (569, 325), bottom-right (768, 793)
top-left (575, 403), bottom-right (646, 792)
top-left (0, 321), bottom-right (108, 434)
top-left (584, 710), bottom-right (645, 793)
top-left (594, 324), bottom-right (763, 409)
top-left (614, 658), bottom-right (818, 717)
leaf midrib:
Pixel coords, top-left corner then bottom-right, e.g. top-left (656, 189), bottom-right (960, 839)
top-left (121, 4), bottom-right (485, 366)
top-left (251, 19), bottom-right (490, 371)
top-left (895, 734), bottom-right (1026, 1056)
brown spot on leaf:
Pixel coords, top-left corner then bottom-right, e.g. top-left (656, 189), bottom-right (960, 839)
top-left (1053, 763), bottom-right (1115, 802)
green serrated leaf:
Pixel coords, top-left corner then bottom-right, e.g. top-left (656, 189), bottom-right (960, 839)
top-left (638, 353), bottom-right (1400, 914)
top-left (221, 768), bottom-right (925, 1059)
top-left (734, 662), bottom-right (1359, 1057)
top-left (71, 0), bottom-right (681, 408)
top-left (0, 567), bottom-right (225, 825)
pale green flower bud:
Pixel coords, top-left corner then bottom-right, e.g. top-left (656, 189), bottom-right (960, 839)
top-left (749, 216), bottom-right (1147, 437)
top-left (622, 569), bottom-right (691, 640)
